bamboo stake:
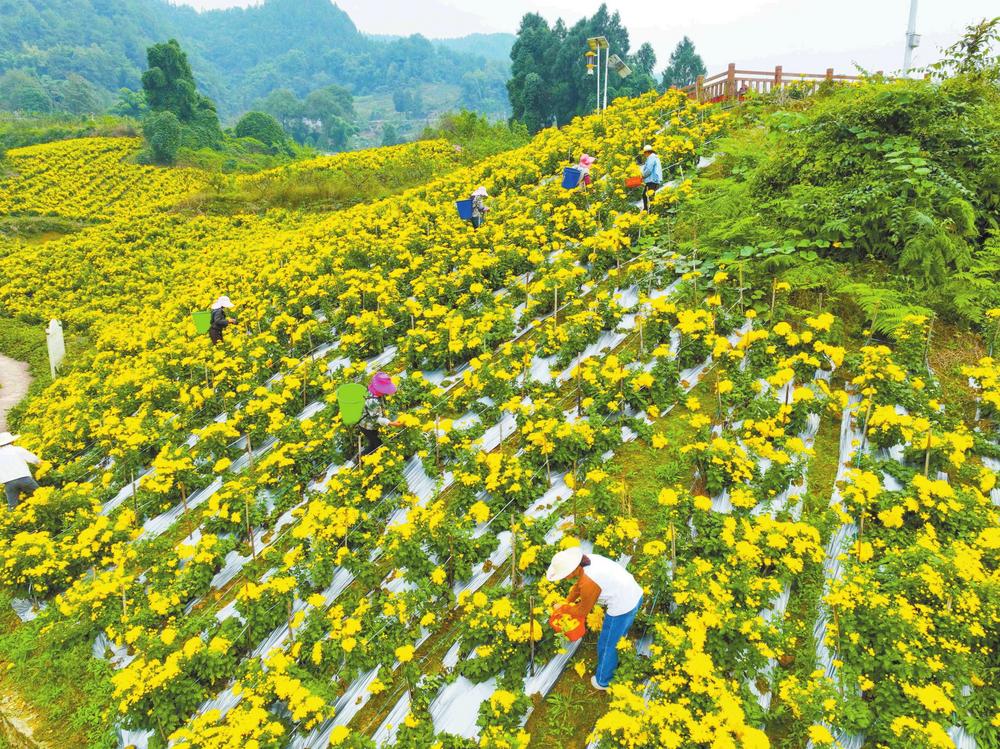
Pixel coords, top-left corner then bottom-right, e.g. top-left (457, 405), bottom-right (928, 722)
top-left (923, 428), bottom-right (933, 477)
top-left (528, 592), bottom-right (536, 677)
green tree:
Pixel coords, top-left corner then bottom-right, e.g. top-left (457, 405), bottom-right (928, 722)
top-left (507, 14), bottom-right (559, 132)
top-left (234, 111), bottom-right (288, 149)
top-left (381, 123), bottom-right (400, 147)
top-left (507, 5), bottom-right (656, 132)
top-left (660, 36), bottom-right (707, 90)
top-left (141, 39), bottom-right (222, 149)
top-left (143, 110), bottom-right (182, 164)
top-left (142, 39), bottom-right (200, 120)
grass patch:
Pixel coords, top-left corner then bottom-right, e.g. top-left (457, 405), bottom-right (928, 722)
top-left (927, 322), bottom-right (985, 425)
top-left (0, 598), bottom-right (115, 749)
top-left (0, 215), bottom-right (89, 243)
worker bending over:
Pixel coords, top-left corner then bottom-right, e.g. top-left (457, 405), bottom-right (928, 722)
top-left (547, 546), bottom-right (643, 690)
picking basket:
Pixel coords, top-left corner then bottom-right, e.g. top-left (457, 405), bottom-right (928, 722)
top-left (549, 605), bottom-right (586, 641)
top-left (624, 175), bottom-right (644, 189)
top-left (455, 199), bottom-right (474, 220)
top-left (192, 310), bottom-right (212, 334)
top-left (561, 167), bottom-right (582, 189)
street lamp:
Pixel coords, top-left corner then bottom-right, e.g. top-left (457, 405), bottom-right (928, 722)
top-left (586, 36), bottom-right (609, 113)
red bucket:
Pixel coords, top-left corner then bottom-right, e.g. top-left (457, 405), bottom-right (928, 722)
top-left (549, 605), bottom-right (586, 641)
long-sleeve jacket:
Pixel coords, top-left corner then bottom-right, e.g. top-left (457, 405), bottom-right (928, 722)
top-left (641, 152), bottom-right (663, 184)
top-left (359, 395), bottom-right (391, 430)
top-left (210, 307), bottom-right (232, 332)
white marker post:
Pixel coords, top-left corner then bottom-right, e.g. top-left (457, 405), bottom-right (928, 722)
top-left (46, 319), bottom-right (65, 379)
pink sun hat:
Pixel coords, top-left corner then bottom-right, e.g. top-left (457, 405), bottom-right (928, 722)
top-left (579, 154), bottom-right (596, 166)
top-left (369, 371), bottom-right (397, 396)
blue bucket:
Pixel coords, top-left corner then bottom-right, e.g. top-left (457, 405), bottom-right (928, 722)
top-left (456, 199), bottom-right (474, 220)
top-left (562, 167), bottom-right (582, 189)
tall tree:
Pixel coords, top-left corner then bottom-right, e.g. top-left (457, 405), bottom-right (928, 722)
top-left (507, 5), bottom-right (656, 132)
top-left (660, 36), bottom-right (707, 90)
top-left (141, 38), bottom-right (222, 149)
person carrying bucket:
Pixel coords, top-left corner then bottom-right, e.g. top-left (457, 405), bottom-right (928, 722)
top-left (470, 187), bottom-right (489, 229)
top-left (0, 432), bottom-right (40, 510)
top-left (639, 144), bottom-right (662, 212)
top-left (209, 295), bottom-right (236, 345)
top-left (546, 546), bottom-right (643, 691)
top-left (358, 371), bottom-right (401, 456)
top-left (578, 154), bottom-right (596, 187)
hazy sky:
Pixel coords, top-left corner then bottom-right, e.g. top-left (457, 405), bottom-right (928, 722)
top-left (173, 0), bottom-right (997, 76)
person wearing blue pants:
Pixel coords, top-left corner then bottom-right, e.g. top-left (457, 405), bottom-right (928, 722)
top-left (546, 546), bottom-right (644, 690)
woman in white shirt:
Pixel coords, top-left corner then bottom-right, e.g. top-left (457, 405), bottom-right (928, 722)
top-left (0, 432), bottom-right (40, 509)
top-left (547, 546), bottom-right (643, 690)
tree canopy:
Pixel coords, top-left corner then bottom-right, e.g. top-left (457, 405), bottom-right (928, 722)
top-left (506, 4), bottom-right (658, 132)
top-left (661, 36), bottom-right (707, 90)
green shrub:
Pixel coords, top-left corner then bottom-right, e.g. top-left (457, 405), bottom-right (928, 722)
top-left (234, 111), bottom-right (289, 150)
top-left (142, 110), bottom-right (182, 164)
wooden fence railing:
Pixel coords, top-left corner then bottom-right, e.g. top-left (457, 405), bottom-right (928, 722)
top-left (681, 63), bottom-right (881, 102)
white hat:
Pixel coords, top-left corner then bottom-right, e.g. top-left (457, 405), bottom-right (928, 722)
top-left (546, 546), bottom-right (584, 582)
top-left (0, 432), bottom-right (19, 447)
top-left (642, 144), bottom-right (654, 152)
top-left (211, 296), bottom-right (234, 310)
top-left (472, 186), bottom-right (489, 197)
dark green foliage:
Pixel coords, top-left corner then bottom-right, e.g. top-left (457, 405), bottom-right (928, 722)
top-left (142, 110), bottom-right (181, 164)
top-left (685, 75), bottom-right (1000, 324)
top-left (660, 36), bottom-right (707, 90)
top-left (234, 111), bottom-right (288, 151)
top-left (141, 39), bottom-right (222, 151)
top-left (142, 39), bottom-right (200, 120)
top-left (507, 4), bottom-right (658, 132)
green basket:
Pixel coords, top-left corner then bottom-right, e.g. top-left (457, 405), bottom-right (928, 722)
top-left (192, 310), bottom-right (212, 334)
top-left (337, 383), bottom-right (368, 426)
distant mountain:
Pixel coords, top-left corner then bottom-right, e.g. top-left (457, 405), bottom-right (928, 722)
top-left (372, 32), bottom-right (516, 65)
top-left (0, 0), bottom-right (511, 120)
top-left (433, 34), bottom-right (516, 63)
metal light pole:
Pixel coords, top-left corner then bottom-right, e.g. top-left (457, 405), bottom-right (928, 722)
top-left (903, 0), bottom-right (920, 73)
top-left (586, 36), bottom-right (610, 113)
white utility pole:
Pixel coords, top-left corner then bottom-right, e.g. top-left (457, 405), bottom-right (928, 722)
top-left (46, 319), bottom-right (65, 379)
top-left (903, 0), bottom-right (920, 73)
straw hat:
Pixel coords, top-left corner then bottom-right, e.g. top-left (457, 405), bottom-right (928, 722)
top-left (211, 296), bottom-right (234, 310)
top-left (368, 371), bottom-right (397, 397)
top-left (642, 144), bottom-right (654, 152)
top-left (0, 432), bottom-right (19, 447)
top-left (546, 547), bottom-right (584, 582)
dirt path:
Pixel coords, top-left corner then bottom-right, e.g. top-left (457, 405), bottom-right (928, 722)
top-left (0, 355), bottom-right (32, 432)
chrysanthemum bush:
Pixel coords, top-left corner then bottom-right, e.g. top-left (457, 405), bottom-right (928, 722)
top-left (0, 89), bottom-right (733, 746)
top-left (807, 317), bottom-right (1000, 747)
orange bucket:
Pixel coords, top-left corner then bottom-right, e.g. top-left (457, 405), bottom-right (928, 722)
top-left (624, 176), bottom-right (644, 189)
top-left (549, 605), bottom-right (586, 641)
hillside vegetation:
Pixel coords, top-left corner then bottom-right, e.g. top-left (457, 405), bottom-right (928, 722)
top-left (0, 70), bottom-right (996, 749)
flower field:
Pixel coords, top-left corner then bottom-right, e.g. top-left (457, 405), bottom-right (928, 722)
top-left (0, 82), bottom-right (997, 749)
